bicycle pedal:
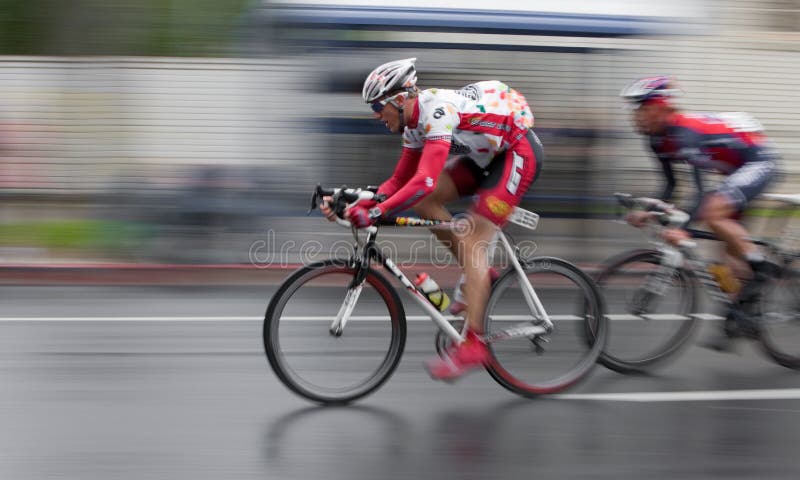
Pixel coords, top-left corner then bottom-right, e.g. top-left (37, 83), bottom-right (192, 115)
top-left (739, 321), bottom-right (762, 340)
top-left (727, 310), bottom-right (761, 340)
top-left (723, 316), bottom-right (741, 339)
top-left (530, 336), bottom-right (550, 355)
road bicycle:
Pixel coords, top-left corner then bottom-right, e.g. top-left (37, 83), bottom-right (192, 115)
top-left (594, 192), bottom-right (800, 373)
top-left (263, 185), bottom-right (607, 404)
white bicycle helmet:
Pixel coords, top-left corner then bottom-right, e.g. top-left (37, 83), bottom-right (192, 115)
top-left (362, 58), bottom-right (418, 103)
top-left (620, 76), bottom-right (680, 104)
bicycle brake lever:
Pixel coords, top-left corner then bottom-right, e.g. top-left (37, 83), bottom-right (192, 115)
top-left (308, 188), bottom-right (318, 215)
top-left (308, 184), bottom-right (323, 215)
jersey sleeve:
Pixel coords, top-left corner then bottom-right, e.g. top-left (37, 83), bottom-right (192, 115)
top-left (658, 158), bottom-right (676, 202)
top-left (684, 166), bottom-right (705, 225)
top-left (650, 138), bottom-right (676, 202)
top-left (377, 148), bottom-right (423, 198)
top-left (376, 139), bottom-right (450, 218)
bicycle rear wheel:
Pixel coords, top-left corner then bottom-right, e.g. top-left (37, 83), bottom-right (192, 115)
top-left (483, 257), bottom-right (607, 396)
top-left (594, 250), bottom-right (699, 374)
top-left (759, 262), bottom-right (800, 369)
top-left (264, 260), bottom-right (406, 404)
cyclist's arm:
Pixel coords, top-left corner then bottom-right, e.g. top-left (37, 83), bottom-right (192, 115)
top-left (672, 127), bottom-right (708, 226)
top-left (685, 165), bottom-right (705, 225)
top-left (658, 158), bottom-right (676, 202)
top-left (377, 147), bottom-right (423, 198)
top-left (375, 139), bottom-right (450, 218)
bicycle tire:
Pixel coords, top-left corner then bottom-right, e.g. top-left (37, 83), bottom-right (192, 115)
top-left (483, 256), bottom-right (607, 396)
top-left (264, 260), bottom-right (406, 404)
top-left (758, 263), bottom-right (800, 369)
top-left (594, 249), bottom-right (699, 374)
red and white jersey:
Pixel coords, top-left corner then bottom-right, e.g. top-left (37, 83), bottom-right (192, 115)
top-left (403, 81), bottom-right (534, 168)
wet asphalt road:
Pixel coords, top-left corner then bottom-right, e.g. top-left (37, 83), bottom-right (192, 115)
top-left (1, 286), bottom-right (800, 479)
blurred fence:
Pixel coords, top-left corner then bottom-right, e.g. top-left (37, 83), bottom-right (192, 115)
top-left (1, 0), bottom-right (799, 263)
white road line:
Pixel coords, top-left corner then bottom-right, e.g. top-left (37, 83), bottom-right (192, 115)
top-left (555, 389), bottom-right (800, 402)
top-left (0, 316), bottom-right (796, 403)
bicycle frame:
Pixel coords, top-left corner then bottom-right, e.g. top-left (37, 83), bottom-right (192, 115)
top-left (653, 242), bottom-right (732, 309)
top-left (328, 224), bottom-right (553, 344)
top-left (638, 223), bottom-right (792, 316)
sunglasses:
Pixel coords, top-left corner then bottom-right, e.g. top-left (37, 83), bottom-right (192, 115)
top-left (371, 93), bottom-right (403, 113)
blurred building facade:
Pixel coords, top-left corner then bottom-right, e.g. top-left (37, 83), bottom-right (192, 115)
top-left (1, 0), bottom-right (799, 262)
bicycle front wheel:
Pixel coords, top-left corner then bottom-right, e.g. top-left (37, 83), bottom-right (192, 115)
top-left (594, 249), bottom-right (699, 374)
top-left (759, 261), bottom-right (800, 369)
top-left (264, 260), bottom-right (406, 404)
top-left (484, 257), bottom-right (607, 397)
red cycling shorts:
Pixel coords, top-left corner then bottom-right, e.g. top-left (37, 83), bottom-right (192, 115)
top-left (445, 130), bottom-right (543, 226)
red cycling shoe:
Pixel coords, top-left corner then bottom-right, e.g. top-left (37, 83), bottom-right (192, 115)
top-left (425, 331), bottom-right (490, 382)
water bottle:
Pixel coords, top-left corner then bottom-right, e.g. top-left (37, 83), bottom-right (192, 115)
top-left (414, 272), bottom-right (451, 312)
top-left (709, 263), bottom-right (741, 294)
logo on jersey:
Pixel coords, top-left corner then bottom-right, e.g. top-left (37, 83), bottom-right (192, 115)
top-left (449, 142), bottom-right (472, 155)
top-left (425, 176), bottom-right (434, 188)
top-left (468, 118), bottom-right (512, 132)
top-left (506, 151), bottom-right (525, 195)
top-left (433, 107), bottom-right (446, 119)
top-left (486, 196), bottom-right (512, 219)
top-left (456, 84), bottom-right (481, 101)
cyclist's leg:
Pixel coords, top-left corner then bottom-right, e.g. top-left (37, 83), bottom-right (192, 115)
top-left (721, 245), bottom-right (747, 293)
top-left (415, 159), bottom-right (503, 317)
top-left (413, 159), bottom-right (477, 268)
top-left (701, 161), bottom-right (779, 347)
top-left (425, 132), bottom-right (541, 380)
top-left (705, 160), bottom-right (779, 280)
top-left (702, 193), bottom-right (755, 257)
top-left (466, 131), bottom-right (542, 334)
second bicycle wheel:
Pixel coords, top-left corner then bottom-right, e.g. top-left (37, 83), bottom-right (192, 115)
top-left (483, 257), bottom-right (607, 396)
top-left (264, 260), bottom-right (406, 404)
top-left (759, 261), bottom-right (800, 369)
top-left (594, 249), bottom-right (698, 373)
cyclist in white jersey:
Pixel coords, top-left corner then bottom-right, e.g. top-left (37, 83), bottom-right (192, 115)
top-left (322, 58), bottom-right (544, 380)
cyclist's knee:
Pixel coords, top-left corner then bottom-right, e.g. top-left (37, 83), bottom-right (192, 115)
top-left (702, 193), bottom-right (736, 221)
top-left (414, 196), bottom-right (445, 218)
top-left (460, 214), bottom-right (497, 249)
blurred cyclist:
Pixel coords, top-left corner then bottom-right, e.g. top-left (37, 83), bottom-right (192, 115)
top-left (620, 76), bottom-right (781, 348)
top-left (321, 58), bottom-right (543, 380)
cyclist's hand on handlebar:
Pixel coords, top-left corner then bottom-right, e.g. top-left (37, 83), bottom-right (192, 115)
top-left (320, 195), bottom-right (378, 223)
top-left (662, 227), bottom-right (690, 246)
top-left (346, 204), bottom-right (380, 228)
top-left (320, 196), bottom-right (337, 222)
top-left (626, 210), bottom-right (655, 227)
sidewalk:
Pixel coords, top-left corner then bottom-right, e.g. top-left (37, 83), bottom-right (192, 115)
top-left (0, 218), bottom-right (659, 286)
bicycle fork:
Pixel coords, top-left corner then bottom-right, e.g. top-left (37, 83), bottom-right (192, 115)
top-left (329, 258), bottom-right (370, 337)
top-left (330, 284), bottom-right (363, 337)
top-left (631, 246), bottom-right (684, 315)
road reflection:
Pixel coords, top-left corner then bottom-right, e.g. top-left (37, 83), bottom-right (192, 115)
top-left (263, 404), bottom-right (411, 478)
